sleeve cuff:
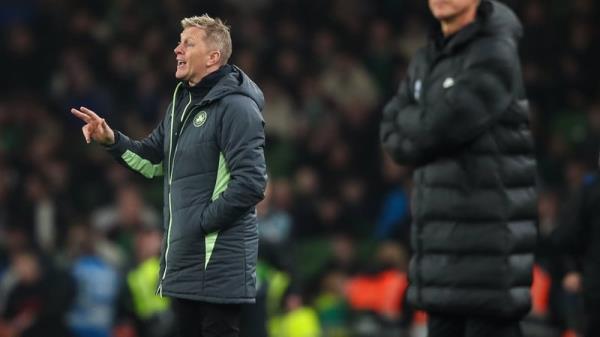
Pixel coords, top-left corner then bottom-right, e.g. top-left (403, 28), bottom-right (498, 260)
top-left (103, 130), bottom-right (127, 156)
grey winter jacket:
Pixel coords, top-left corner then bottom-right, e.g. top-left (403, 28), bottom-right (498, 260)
top-left (107, 65), bottom-right (267, 303)
top-left (380, 1), bottom-right (537, 318)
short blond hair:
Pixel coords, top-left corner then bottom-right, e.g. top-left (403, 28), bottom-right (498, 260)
top-left (181, 14), bottom-right (232, 65)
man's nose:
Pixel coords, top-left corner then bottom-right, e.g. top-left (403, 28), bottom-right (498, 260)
top-left (174, 43), bottom-right (182, 54)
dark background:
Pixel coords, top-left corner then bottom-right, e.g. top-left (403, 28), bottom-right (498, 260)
top-left (0, 0), bottom-right (598, 336)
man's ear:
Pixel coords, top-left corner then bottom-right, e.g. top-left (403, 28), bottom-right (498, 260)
top-left (207, 50), bottom-right (222, 67)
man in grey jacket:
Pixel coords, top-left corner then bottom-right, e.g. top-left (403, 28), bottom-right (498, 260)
top-left (72, 15), bottom-right (267, 337)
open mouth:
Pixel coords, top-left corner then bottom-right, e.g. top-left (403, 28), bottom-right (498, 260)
top-left (177, 60), bottom-right (186, 68)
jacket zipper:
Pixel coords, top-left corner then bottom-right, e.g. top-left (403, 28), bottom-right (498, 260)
top-left (415, 46), bottom-right (449, 304)
top-left (158, 87), bottom-right (193, 297)
top-left (415, 50), bottom-right (439, 305)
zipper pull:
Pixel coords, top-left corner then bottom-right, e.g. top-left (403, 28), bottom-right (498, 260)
top-left (156, 282), bottom-right (163, 298)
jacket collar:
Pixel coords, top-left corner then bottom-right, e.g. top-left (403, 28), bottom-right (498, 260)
top-left (183, 65), bottom-right (233, 103)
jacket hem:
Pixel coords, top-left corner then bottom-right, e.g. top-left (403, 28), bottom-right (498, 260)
top-left (162, 290), bottom-right (256, 304)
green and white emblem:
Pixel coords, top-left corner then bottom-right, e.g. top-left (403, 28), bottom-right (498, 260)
top-left (193, 111), bottom-right (207, 127)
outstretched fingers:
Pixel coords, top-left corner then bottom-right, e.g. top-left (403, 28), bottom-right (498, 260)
top-left (80, 107), bottom-right (102, 121)
top-left (71, 108), bottom-right (92, 123)
top-left (72, 107), bottom-right (105, 144)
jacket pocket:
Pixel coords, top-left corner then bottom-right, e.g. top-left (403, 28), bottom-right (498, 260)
top-left (170, 205), bottom-right (206, 241)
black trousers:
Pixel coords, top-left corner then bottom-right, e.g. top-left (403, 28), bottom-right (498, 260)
top-left (172, 298), bottom-right (242, 337)
top-left (428, 313), bottom-right (523, 337)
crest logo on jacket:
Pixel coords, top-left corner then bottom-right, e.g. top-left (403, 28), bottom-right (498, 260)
top-left (193, 111), bottom-right (207, 127)
top-left (414, 79), bottom-right (422, 101)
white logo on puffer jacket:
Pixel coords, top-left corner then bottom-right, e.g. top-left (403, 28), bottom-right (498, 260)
top-left (414, 80), bottom-right (422, 101)
top-left (443, 77), bottom-right (455, 89)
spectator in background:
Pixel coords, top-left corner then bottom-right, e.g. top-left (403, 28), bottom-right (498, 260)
top-left (0, 249), bottom-right (74, 337)
top-left (536, 186), bottom-right (585, 336)
top-left (257, 180), bottom-right (293, 251)
top-left (66, 223), bottom-right (120, 337)
top-left (346, 242), bottom-right (410, 337)
top-left (116, 222), bottom-right (173, 337)
top-left (364, 20), bottom-right (396, 98)
top-left (337, 177), bottom-right (371, 236)
top-left (380, 0), bottom-right (537, 336)
top-left (0, 228), bottom-right (30, 313)
top-left (1, 23), bottom-right (47, 93)
top-left (520, 264), bottom-right (561, 337)
top-left (323, 234), bottom-right (361, 277)
top-left (313, 269), bottom-right (349, 337)
top-left (268, 291), bottom-right (321, 337)
top-left (260, 80), bottom-right (295, 141)
top-left (291, 166), bottom-right (321, 237)
top-left (320, 51), bottom-right (380, 114)
top-left (545, 170), bottom-right (600, 337)
top-left (20, 173), bottom-right (68, 253)
top-left (374, 153), bottom-right (411, 241)
top-left (92, 183), bottom-right (161, 265)
top-left (0, 164), bottom-right (17, 248)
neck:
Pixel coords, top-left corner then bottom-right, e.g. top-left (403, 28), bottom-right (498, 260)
top-left (440, 3), bottom-right (478, 37)
top-left (188, 65), bottom-right (221, 86)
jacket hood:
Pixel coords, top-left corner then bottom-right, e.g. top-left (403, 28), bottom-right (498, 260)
top-left (201, 65), bottom-right (265, 111)
top-left (479, 0), bottom-right (523, 41)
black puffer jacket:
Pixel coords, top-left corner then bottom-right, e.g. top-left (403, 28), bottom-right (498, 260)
top-left (380, 1), bottom-right (537, 318)
top-left (108, 65), bottom-right (267, 303)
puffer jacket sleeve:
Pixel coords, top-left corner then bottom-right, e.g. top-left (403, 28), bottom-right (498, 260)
top-left (105, 119), bottom-right (165, 179)
top-left (200, 95), bottom-right (267, 234)
top-left (381, 40), bottom-right (515, 166)
top-left (380, 68), bottom-right (433, 165)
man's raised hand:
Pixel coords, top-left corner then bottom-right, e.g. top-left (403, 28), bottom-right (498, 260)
top-left (71, 107), bottom-right (115, 145)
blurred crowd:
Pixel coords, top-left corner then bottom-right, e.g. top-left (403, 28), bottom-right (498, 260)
top-left (0, 0), bottom-right (599, 336)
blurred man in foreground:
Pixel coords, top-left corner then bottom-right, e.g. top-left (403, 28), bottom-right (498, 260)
top-left (380, 0), bottom-right (536, 336)
top-left (72, 14), bottom-right (267, 337)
